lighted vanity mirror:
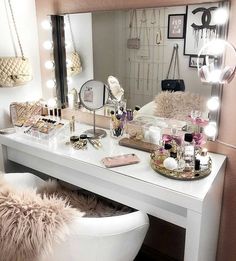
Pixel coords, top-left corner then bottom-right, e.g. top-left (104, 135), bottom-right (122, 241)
top-left (52, 1), bottom-right (229, 127)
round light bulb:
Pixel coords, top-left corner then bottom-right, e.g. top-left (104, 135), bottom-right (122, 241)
top-left (212, 8), bottom-right (229, 25)
top-left (67, 77), bottom-right (73, 85)
top-left (44, 60), bottom-right (54, 70)
top-left (43, 41), bottom-right (53, 50)
top-left (208, 69), bottom-right (222, 83)
top-left (41, 20), bottom-right (51, 30)
top-left (210, 40), bottom-right (226, 56)
top-left (207, 97), bottom-right (220, 111)
top-left (204, 122), bottom-right (217, 137)
top-left (48, 98), bottom-right (57, 108)
top-left (46, 79), bottom-right (55, 89)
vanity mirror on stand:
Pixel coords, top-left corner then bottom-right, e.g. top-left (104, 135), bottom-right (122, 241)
top-left (79, 80), bottom-right (109, 138)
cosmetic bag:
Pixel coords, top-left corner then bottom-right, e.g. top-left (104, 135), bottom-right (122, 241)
top-left (0, 0), bottom-right (32, 88)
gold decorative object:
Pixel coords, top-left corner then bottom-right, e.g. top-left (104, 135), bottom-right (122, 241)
top-left (150, 157), bottom-right (212, 181)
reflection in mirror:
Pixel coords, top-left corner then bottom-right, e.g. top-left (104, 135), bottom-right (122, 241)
top-left (79, 80), bottom-right (109, 138)
top-left (52, 2), bottom-right (229, 131)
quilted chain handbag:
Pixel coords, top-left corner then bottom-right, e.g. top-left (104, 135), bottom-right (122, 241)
top-left (161, 44), bottom-right (185, 92)
top-left (66, 14), bottom-right (82, 77)
top-left (0, 0), bottom-right (32, 88)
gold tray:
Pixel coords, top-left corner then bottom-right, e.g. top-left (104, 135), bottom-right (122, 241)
top-left (150, 158), bottom-right (212, 181)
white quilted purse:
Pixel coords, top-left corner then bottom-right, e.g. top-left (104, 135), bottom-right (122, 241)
top-left (66, 15), bottom-right (82, 77)
top-left (67, 51), bottom-right (82, 77)
top-left (0, 0), bottom-right (32, 88)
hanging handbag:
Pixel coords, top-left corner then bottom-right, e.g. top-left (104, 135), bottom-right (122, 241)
top-left (0, 0), bottom-right (32, 88)
top-left (161, 44), bottom-right (185, 92)
top-left (127, 9), bottom-right (140, 49)
top-left (66, 15), bottom-right (82, 76)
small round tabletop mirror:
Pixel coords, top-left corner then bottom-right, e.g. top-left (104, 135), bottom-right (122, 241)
top-left (79, 80), bottom-right (109, 138)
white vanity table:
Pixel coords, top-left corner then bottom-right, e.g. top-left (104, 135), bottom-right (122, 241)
top-left (0, 124), bottom-right (226, 261)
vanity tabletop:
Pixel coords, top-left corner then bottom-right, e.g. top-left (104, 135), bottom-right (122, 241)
top-left (0, 123), bottom-right (226, 213)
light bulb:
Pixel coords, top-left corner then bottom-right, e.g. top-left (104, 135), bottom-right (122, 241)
top-left (208, 69), bottom-right (221, 83)
top-left (46, 79), bottom-right (55, 89)
top-left (67, 77), bottom-right (73, 85)
top-left (41, 20), bottom-right (51, 30)
top-left (44, 60), bottom-right (54, 70)
top-left (212, 8), bottom-right (229, 25)
top-left (207, 97), bottom-right (220, 111)
top-left (43, 41), bottom-right (53, 50)
top-left (204, 122), bottom-right (217, 137)
top-left (48, 98), bottom-right (57, 108)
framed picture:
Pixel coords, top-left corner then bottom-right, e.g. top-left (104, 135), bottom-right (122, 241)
top-left (167, 14), bottom-right (185, 39)
top-left (184, 3), bottom-right (219, 55)
top-left (189, 55), bottom-right (205, 68)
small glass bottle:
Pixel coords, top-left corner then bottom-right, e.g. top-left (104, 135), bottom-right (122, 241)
top-left (151, 147), bottom-right (169, 165)
top-left (164, 143), bottom-right (172, 157)
top-left (183, 133), bottom-right (195, 172)
top-left (170, 140), bottom-right (177, 158)
top-left (196, 148), bottom-right (209, 170)
top-left (133, 106), bottom-right (141, 118)
top-left (69, 115), bottom-right (75, 134)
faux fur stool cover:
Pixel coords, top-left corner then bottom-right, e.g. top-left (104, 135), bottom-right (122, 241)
top-left (0, 175), bottom-right (83, 261)
top-left (37, 179), bottom-right (133, 218)
top-left (155, 91), bottom-right (207, 121)
top-left (0, 176), bottom-right (132, 261)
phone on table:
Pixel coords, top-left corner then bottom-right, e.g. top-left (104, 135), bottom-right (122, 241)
top-left (101, 153), bottom-right (140, 168)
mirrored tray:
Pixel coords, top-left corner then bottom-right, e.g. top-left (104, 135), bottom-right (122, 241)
top-left (150, 158), bottom-right (212, 181)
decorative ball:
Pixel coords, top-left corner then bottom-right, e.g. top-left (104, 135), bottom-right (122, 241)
top-left (163, 157), bottom-right (178, 171)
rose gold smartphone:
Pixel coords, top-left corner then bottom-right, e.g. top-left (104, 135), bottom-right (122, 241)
top-left (101, 153), bottom-right (140, 168)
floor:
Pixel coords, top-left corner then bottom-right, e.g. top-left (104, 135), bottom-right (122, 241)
top-left (135, 246), bottom-right (180, 261)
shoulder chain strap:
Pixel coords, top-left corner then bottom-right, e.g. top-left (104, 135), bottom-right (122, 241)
top-left (166, 44), bottom-right (180, 80)
top-left (8, 0), bottom-right (25, 58)
top-left (129, 9), bottom-right (138, 38)
top-left (67, 14), bottom-right (77, 52)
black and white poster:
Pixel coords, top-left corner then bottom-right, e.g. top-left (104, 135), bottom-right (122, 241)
top-left (184, 3), bottom-right (219, 55)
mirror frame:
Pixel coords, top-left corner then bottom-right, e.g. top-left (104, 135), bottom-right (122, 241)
top-left (36, 0), bottom-right (229, 139)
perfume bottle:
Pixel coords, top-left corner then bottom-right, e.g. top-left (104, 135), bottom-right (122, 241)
top-left (70, 116), bottom-right (75, 134)
top-left (196, 148), bottom-right (209, 170)
top-left (151, 146), bottom-right (169, 165)
top-left (183, 133), bottom-right (195, 172)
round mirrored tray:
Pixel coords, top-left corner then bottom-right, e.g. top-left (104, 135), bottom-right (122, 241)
top-left (150, 158), bottom-right (212, 181)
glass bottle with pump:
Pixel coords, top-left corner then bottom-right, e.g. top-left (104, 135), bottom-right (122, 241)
top-left (183, 133), bottom-right (195, 172)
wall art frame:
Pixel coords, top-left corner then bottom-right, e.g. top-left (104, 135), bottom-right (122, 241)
top-left (189, 55), bottom-right (205, 68)
top-left (184, 3), bottom-right (219, 56)
top-left (167, 14), bottom-right (185, 39)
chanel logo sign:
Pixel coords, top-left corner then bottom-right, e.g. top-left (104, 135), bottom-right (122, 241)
top-left (191, 7), bottom-right (217, 30)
